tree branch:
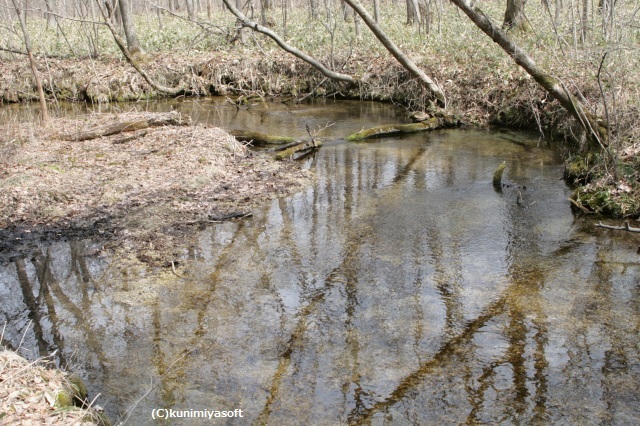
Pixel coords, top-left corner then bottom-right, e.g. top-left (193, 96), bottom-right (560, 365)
top-left (342, 0), bottom-right (446, 106)
top-left (595, 222), bottom-right (640, 233)
top-left (449, 0), bottom-right (606, 143)
top-left (95, 0), bottom-right (184, 96)
top-left (220, 0), bottom-right (357, 84)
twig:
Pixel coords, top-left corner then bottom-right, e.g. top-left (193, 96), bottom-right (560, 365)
top-left (568, 197), bottom-right (594, 214)
top-left (306, 124), bottom-right (316, 147)
top-left (0, 46), bottom-right (27, 55)
top-left (1, 322), bottom-right (7, 350)
top-left (171, 261), bottom-right (185, 278)
top-left (117, 348), bottom-right (195, 425)
top-left (595, 222), bottom-right (640, 233)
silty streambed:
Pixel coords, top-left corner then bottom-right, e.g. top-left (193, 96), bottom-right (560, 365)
top-left (1, 99), bottom-right (639, 424)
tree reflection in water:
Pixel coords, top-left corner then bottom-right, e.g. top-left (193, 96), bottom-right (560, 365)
top-left (1, 129), bottom-right (639, 425)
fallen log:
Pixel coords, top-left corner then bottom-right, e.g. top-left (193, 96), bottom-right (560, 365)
top-left (65, 111), bottom-right (188, 141)
top-left (113, 130), bottom-right (148, 145)
top-left (346, 115), bottom-right (459, 141)
top-left (274, 141), bottom-right (322, 160)
top-left (230, 130), bottom-right (296, 146)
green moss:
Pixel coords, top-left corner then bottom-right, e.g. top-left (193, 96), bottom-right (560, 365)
top-left (68, 375), bottom-right (88, 402)
top-left (230, 130), bottom-right (296, 146)
top-left (347, 118), bottom-right (441, 141)
top-left (572, 186), bottom-right (639, 217)
top-left (55, 390), bottom-right (74, 408)
top-left (56, 374), bottom-right (89, 408)
top-left (564, 153), bottom-right (596, 185)
top-left (493, 162), bottom-right (506, 189)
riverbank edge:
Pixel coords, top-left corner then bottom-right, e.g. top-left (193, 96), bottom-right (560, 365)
top-left (0, 348), bottom-right (110, 425)
top-left (1, 49), bottom-right (638, 217)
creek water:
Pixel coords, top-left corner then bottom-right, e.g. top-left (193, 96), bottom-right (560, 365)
top-left (1, 99), bottom-right (639, 425)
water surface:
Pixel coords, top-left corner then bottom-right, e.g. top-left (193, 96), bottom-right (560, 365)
top-left (1, 100), bottom-right (639, 425)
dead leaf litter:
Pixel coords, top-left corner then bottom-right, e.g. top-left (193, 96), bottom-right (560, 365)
top-left (0, 111), bottom-right (311, 264)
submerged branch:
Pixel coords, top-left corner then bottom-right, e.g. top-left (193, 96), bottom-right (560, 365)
top-left (274, 141), bottom-right (322, 160)
top-left (595, 222), bottom-right (640, 233)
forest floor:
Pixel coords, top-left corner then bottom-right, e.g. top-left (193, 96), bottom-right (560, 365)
top-left (0, 110), bottom-right (311, 265)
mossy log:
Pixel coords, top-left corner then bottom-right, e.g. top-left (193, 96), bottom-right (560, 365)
top-left (346, 115), bottom-right (458, 141)
top-left (65, 111), bottom-right (188, 141)
top-left (493, 162), bottom-right (506, 189)
top-left (230, 130), bottom-right (296, 146)
top-left (274, 141), bottom-right (322, 160)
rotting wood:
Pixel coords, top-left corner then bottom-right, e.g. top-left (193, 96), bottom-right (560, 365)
top-left (274, 141), bottom-right (322, 160)
top-left (346, 115), bottom-right (459, 141)
top-left (493, 161), bottom-right (506, 189)
top-left (229, 130), bottom-right (296, 146)
top-left (270, 140), bottom-right (305, 152)
top-left (65, 112), bottom-right (188, 141)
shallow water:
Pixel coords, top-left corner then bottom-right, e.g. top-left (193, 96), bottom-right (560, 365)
top-left (1, 100), bottom-right (639, 425)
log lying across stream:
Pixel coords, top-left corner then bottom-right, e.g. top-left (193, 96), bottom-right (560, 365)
top-left (346, 115), bottom-right (460, 142)
top-left (229, 130), bottom-right (296, 146)
top-left (64, 111), bottom-right (188, 141)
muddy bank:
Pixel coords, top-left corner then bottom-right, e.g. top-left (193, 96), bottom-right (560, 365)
top-left (0, 50), bottom-right (558, 129)
top-left (0, 111), bottom-right (310, 265)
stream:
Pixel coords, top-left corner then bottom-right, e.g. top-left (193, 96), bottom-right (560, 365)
top-left (1, 99), bottom-right (639, 424)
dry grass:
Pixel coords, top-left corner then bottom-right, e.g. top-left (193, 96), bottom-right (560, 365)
top-left (0, 111), bottom-right (311, 264)
top-left (0, 348), bottom-right (105, 425)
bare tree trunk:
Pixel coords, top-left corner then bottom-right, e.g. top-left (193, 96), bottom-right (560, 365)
top-left (503, 0), bottom-right (530, 31)
top-left (44, 0), bottom-right (56, 29)
top-left (156, 3), bottom-right (164, 29)
top-left (373, 0), bottom-right (379, 22)
top-left (11, 0), bottom-right (49, 122)
top-left (185, 0), bottom-right (196, 19)
top-left (450, 0), bottom-right (605, 143)
top-left (309, 0), bottom-right (318, 19)
top-left (353, 8), bottom-right (360, 37)
top-left (97, 1), bottom-right (181, 95)
top-left (580, 0), bottom-right (588, 42)
top-left (118, 0), bottom-right (144, 55)
top-left (406, 0), bottom-right (421, 25)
